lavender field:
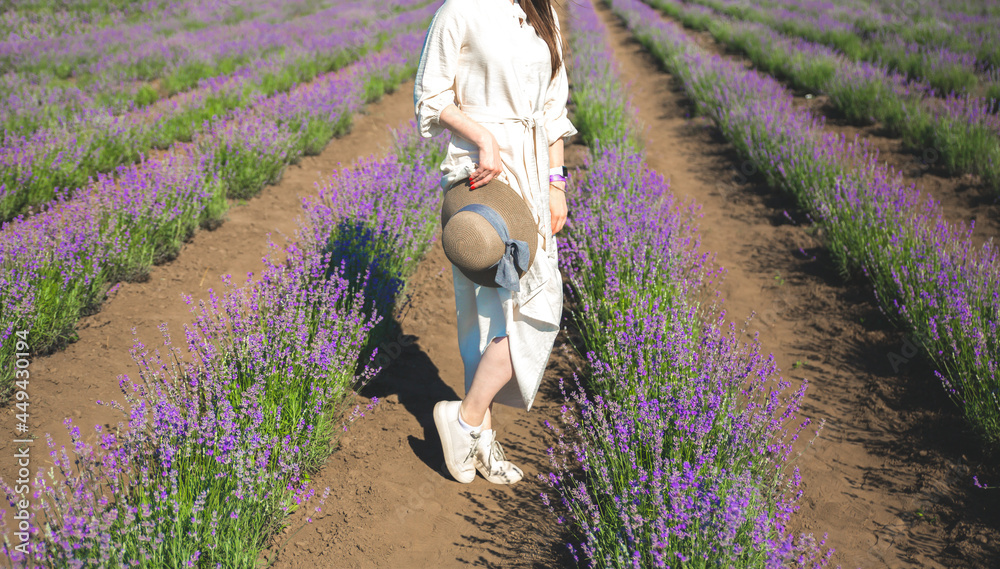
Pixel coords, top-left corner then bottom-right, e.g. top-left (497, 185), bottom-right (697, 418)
top-left (0, 0), bottom-right (998, 566)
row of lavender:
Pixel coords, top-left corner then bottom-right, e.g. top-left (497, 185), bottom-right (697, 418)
top-left (0, 124), bottom-right (444, 566)
top-left (678, 0), bottom-right (1000, 98)
top-left (1, 0), bottom-right (217, 43)
top-left (0, 30), bottom-right (428, 399)
top-left (645, 0), bottom-right (1000, 195)
top-left (2, 0), bottom-right (345, 111)
top-left (540, 0), bottom-right (829, 566)
top-left (0, 0), bottom-right (425, 137)
top-left (2, 0), bottom-right (308, 74)
top-left (743, 0), bottom-right (1000, 60)
top-left (0, 1), bottom-right (437, 223)
top-left (0, 0), bottom-right (303, 132)
top-left (609, 0), bottom-right (1000, 446)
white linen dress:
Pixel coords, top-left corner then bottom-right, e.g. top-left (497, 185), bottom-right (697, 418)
top-left (413, 0), bottom-right (577, 411)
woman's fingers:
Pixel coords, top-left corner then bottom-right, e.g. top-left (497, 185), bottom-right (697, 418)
top-left (470, 163), bottom-right (502, 187)
top-left (553, 215), bottom-right (565, 234)
top-left (470, 131), bottom-right (504, 188)
top-left (551, 210), bottom-right (564, 234)
top-left (470, 165), bottom-right (489, 186)
top-left (479, 172), bottom-right (496, 186)
top-left (469, 166), bottom-right (484, 185)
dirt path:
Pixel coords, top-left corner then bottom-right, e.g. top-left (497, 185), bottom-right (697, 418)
top-left (0, 85), bottom-right (417, 503)
top-left (594, 2), bottom-right (1000, 567)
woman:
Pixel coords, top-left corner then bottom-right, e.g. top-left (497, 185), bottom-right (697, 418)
top-left (413, 0), bottom-right (576, 484)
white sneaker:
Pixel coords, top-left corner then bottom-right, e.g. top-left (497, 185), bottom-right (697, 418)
top-left (433, 400), bottom-right (480, 483)
top-left (474, 429), bottom-right (523, 484)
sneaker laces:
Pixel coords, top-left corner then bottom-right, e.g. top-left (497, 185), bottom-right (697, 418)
top-left (484, 439), bottom-right (508, 473)
top-left (463, 431), bottom-right (481, 464)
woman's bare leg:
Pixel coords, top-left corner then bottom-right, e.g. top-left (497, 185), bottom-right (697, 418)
top-left (459, 336), bottom-right (512, 428)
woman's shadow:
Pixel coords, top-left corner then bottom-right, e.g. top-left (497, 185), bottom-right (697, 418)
top-left (324, 216), bottom-right (461, 478)
top-left (357, 312), bottom-right (461, 479)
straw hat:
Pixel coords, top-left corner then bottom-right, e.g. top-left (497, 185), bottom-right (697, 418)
top-left (441, 178), bottom-right (537, 291)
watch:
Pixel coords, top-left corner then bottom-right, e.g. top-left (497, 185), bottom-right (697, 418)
top-left (549, 165), bottom-right (568, 185)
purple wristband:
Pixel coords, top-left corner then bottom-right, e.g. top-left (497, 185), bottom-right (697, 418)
top-left (549, 174), bottom-right (568, 184)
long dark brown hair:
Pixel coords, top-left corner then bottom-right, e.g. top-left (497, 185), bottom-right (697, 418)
top-left (522, 0), bottom-right (563, 80)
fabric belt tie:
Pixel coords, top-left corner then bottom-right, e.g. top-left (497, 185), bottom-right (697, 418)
top-left (458, 105), bottom-right (548, 236)
top-left (456, 203), bottom-right (529, 292)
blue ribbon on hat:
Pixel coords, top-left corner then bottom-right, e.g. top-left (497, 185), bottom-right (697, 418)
top-left (456, 203), bottom-right (529, 292)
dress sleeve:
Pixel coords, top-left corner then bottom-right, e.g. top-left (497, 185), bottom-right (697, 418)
top-left (413, 2), bottom-right (465, 139)
top-left (543, 8), bottom-right (578, 146)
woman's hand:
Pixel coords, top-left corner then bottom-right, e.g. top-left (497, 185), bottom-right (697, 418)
top-left (470, 129), bottom-right (503, 188)
top-left (548, 139), bottom-right (567, 234)
top-left (550, 182), bottom-right (567, 234)
top-left (438, 105), bottom-right (503, 188)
